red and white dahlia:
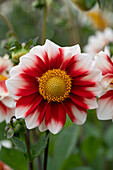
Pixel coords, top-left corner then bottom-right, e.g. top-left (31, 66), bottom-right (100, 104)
top-left (0, 55), bottom-right (16, 123)
top-left (95, 51), bottom-right (113, 120)
top-left (6, 40), bottom-right (101, 134)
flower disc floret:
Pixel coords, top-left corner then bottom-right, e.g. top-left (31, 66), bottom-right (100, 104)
top-left (39, 69), bottom-right (72, 102)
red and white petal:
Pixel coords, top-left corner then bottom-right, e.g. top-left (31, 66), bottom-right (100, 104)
top-left (25, 99), bottom-right (48, 129)
top-left (97, 90), bottom-right (113, 120)
top-left (45, 103), bottom-right (66, 134)
top-left (70, 93), bottom-right (98, 110)
top-left (5, 108), bottom-right (15, 123)
top-left (0, 81), bottom-right (8, 96)
top-left (9, 65), bottom-right (23, 77)
top-left (63, 99), bottom-right (87, 125)
top-left (0, 102), bottom-right (7, 123)
top-left (15, 93), bottom-right (43, 118)
top-left (60, 44), bottom-right (81, 59)
top-left (65, 53), bottom-right (93, 78)
top-left (100, 74), bottom-right (113, 89)
top-left (95, 51), bottom-right (113, 75)
top-left (6, 73), bottom-right (39, 97)
top-left (1, 96), bottom-right (16, 108)
top-left (20, 53), bottom-right (48, 77)
top-left (72, 69), bottom-right (101, 86)
top-left (25, 108), bottom-right (40, 129)
top-left (39, 118), bottom-right (47, 132)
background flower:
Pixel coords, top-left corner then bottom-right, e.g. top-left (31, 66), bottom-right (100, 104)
top-left (6, 39), bottom-right (101, 134)
top-left (84, 28), bottom-right (113, 57)
top-left (95, 51), bottom-right (113, 120)
top-left (0, 55), bottom-right (16, 123)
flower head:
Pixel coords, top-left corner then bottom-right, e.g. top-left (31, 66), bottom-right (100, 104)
top-left (0, 55), bottom-right (16, 123)
top-left (95, 51), bottom-right (113, 120)
top-left (84, 28), bottom-right (113, 57)
top-left (6, 40), bottom-right (101, 134)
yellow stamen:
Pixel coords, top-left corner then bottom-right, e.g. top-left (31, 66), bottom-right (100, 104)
top-left (39, 69), bottom-right (72, 102)
top-left (0, 75), bottom-right (8, 81)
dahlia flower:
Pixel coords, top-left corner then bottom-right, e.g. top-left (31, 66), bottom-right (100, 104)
top-left (0, 161), bottom-right (13, 170)
top-left (95, 51), bottom-right (113, 120)
top-left (0, 55), bottom-right (16, 123)
top-left (84, 28), bottom-right (113, 56)
top-left (6, 40), bottom-right (101, 134)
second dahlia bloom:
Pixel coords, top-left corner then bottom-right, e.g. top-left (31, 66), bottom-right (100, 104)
top-left (0, 55), bottom-right (16, 123)
top-left (6, 40), bottom-right (101, 134)
top-left (95, 51), bottom-right (113, 120)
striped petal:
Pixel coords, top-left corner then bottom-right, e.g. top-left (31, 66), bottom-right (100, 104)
top-left (45, 102), bottom-right (66, 134)
top-left (97, 90), bottom-right (113, 120)
top-left (63, 99), bottom-right (87, 125)
top-left (95, 51), bottom-right (113, 75)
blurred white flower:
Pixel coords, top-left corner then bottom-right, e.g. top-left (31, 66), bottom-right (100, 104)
top-left (0, 55), bottom-right (16, 123)
top-left (84, 28), bottom-right (113, 57)
top-left (0, 139), bottom-right (12, 150)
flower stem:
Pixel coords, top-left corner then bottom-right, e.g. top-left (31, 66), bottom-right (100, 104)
top-left (24, 129), bottom-right (34, 170)
top-left (0, 13), bottom-right (17, 38)
top-left (43, 130), bottom-right (49, 170)
top-left (41, 1), bottom-right (47, 45)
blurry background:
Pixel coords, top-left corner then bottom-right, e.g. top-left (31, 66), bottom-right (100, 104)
top-left (0, 0), bottom-right (113, 170)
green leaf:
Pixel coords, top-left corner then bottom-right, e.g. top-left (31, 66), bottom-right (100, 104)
top-left (24, 39), bottom-right (33, 49)
top-left (62, 153), bottom-right (83, 170)
top-left (14, 41), bottom-right (22, 49)
top-left (0, 147), bottom-right (27, 170)
top-left (12, 136), bottom-right (27, 154)
top-left (31, 134), bottom-right (49, 159)
top-left (48, 125), bottom-right (80, 170)
top-left (81, 136), bottom-right (101, 163)
top-left (32, 36), bottom-right (39, 46)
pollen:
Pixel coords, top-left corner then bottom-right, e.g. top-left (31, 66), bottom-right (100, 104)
top-left (0, 75), bottom-right (8, 81)
top-left (39, 69), bottom-right (72, 102)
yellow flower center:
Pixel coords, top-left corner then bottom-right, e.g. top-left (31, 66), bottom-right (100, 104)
top-left (39, 69), bottom-right (72, 102)
top-left (0, 75), bottom-right (8, 81)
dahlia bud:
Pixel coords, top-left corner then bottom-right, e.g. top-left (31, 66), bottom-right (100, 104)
top-left (71, 0), bottom-right (96, 11)
top-left (12, 48), bottom-right (28, 63)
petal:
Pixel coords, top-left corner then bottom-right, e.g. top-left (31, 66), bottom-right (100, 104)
top-left (0, 102), bottom-right (7, 123)
top-left (0, 80), bottom-right (8, 96)
top-left (95, 51), bottom-right (113, 75)
top-left (45, 102), bottom-right (66, 134)
top-left (15, 93), bottom-right (43, 118)
top-left (5, 108), bottom-right (15, 123)
top-left (101, 74), bottom-right (113, 89)
top-left (97, 90), bottom-right (113, 120)
top-left (60, 44), bottom-right (81, 60)
top-left (25, 99), bottom-right (48, 129)
top-left (30, 39), bottom-right (63, 69)
top-left (65, 53), bottom-right (93, 78)
top-left (63, 99), bottom-right (87, 125)
top-left (39, 118), bottom-right (47, 132)
top-left (70, 93), bottom-right (98, 109)
top-left (1, 96), bottom-right (16, 108)
top-left (6, 73), bottom-right (39, 97)
top-left (20, 53), bottom-right (48, 77)
top-left (9, 65), bottom-right (23, 77)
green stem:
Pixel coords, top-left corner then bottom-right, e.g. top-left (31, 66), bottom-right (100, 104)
top-left (43, 130), bottom-right (49, 170)
top-left (0, 13), bottom-right (17, 38)
top-left (24, 129), bottom-right (34, 170)
top-left (41, 1), bottom-right (47, 45)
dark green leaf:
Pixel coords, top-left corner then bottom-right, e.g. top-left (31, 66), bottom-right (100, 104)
top-left (24, 39), bottom-right (33, 49)
top-left (31, 134), bottom-right (49, 158)
top-left (0, 147), bottom-right (27, 170)
top-left (12, 136), bottom-right (27, 154)
top-left (14, 41), bottom-right (22, 49)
